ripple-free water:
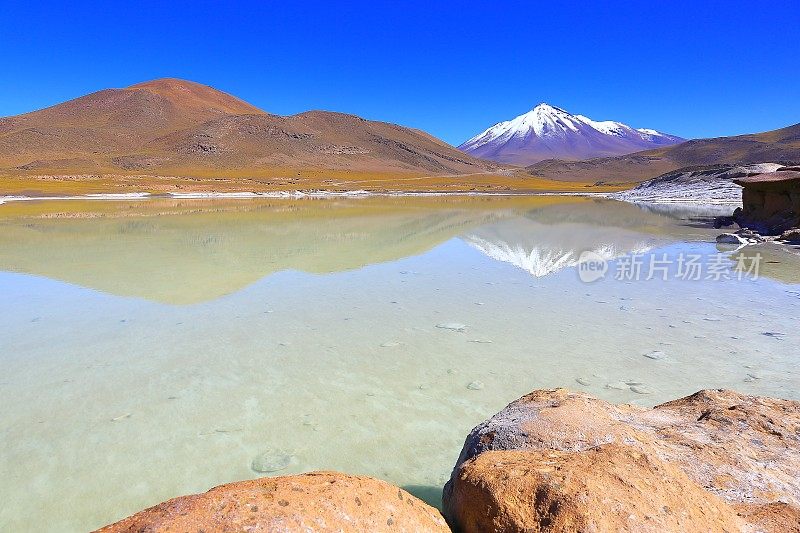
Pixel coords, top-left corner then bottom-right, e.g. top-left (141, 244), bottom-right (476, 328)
top-left (1, 196), bottom-right (799, 531)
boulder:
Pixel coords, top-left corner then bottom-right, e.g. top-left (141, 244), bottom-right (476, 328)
top-left (444, 388), bottom-right (800, 532)
top-left (97, 471), bottom-right (449, 533)
top-left (447, 445), bottom-right (747, 533)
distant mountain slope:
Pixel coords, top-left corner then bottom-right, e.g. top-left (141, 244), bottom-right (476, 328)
top-left (140, 109), bottom-right (494, 175)
top-left (0, 78), bottom-right (497, 177)
top-left (459, 104), bottom-right (684, 165)
top-left (527, 123), bottom-right (800, 183)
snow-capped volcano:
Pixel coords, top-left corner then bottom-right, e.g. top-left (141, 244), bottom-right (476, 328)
top-left (459, 103), bottom-right (685, 165)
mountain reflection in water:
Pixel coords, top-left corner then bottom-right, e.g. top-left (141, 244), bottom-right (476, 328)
top-left (0, 196), bottom-right (742, 303)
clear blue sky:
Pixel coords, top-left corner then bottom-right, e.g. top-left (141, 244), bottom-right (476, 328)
top-left (1, 0), bottom-right (798, 145)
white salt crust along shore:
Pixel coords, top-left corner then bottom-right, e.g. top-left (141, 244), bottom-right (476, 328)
top-left (0, 190), bottom-right (614, 204)
top-left (608, 188), bottom-right (744, 206)
top-left (0, 192), bottom-right (153, 204)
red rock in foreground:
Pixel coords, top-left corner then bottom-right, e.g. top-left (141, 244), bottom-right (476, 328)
top-left (96, 389), bottom-right (800, 533)
top-left (449, 445), bottom-right (747, 532)
top-left (97, 471), bottom-right (449, 533)
top-left (444, 388), bottom-right (800, 533)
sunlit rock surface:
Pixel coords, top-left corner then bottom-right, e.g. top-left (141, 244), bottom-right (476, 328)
top-left (98, 472), bottom-right (449, 533)
top-left (444, 388), bottom-right (800, 533)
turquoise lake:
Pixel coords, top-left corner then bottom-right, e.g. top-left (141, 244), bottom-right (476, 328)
top-left (1, 196), bottom-right (799, 531)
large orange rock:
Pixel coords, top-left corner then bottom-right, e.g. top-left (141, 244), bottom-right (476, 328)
top-left (98, 471), bottom-right (449, 533)
top-left (444, 388), bottom-right (800, 532)
top-left (448, 445), bottom-right (747, 533)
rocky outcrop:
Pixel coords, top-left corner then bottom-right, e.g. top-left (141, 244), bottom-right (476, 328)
top-left (98, 471), bottom-right (449, 533)
top-left (444, 388), bottom-right (800, 533)
top-left (611, 163), bottom-right (782, 205)
top-left (733, 167), bottom-right (800, 234)
top-left (780, 228), bottom-right (800, 243)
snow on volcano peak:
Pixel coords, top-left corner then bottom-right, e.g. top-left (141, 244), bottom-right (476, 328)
top-left (459, 105), bottom-right (684, 165)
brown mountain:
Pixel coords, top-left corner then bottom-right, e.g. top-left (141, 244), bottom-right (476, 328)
top-left (526, 123), bottom-right (800, 183)
top-left (0, 78), bottom-right (496, 178)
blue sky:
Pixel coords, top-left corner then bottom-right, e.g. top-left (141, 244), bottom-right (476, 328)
top-left (1, 0), bottom-right (798, 145)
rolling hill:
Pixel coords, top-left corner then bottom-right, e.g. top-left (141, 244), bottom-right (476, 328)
top-left (0, 78), bottom-right (498, 179)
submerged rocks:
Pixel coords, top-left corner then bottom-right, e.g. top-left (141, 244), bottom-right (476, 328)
top-left (97, 472), bottom-right (449, 533)
top-left (604, 381), bottom-right (629, 391)
top-left (250, 449), bottom-right (296, 473)
top-left (643, 350), bottom-right (667, 360)
top-left (379, 341), bottom-right (402, 348)
top-left (436, 322), bottom-right (467, 332)
top-left (443, 388), bottom-right (800, 533)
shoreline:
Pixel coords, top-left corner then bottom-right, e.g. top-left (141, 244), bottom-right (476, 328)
top-left (609, 195), bottom-right (742, 206)
top-left (0, 189), bottom-right (615, 204)
top-left (0, 191), bottom-right (743, 216)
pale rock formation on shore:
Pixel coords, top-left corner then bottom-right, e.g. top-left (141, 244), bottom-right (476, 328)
top-left (611, 163), bottom-right (783, 205)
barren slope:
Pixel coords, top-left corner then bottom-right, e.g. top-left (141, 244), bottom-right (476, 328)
top-left (0, 78), bottom-right (497, 179)
top-left (527, 123), bottom-right (800, 183)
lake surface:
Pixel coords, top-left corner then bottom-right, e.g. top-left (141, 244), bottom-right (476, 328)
top-left (2, 196), bottom-right (799, 531)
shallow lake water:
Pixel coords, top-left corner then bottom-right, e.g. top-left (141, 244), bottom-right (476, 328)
top-left (1, 195), bottom-right (799, 531)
